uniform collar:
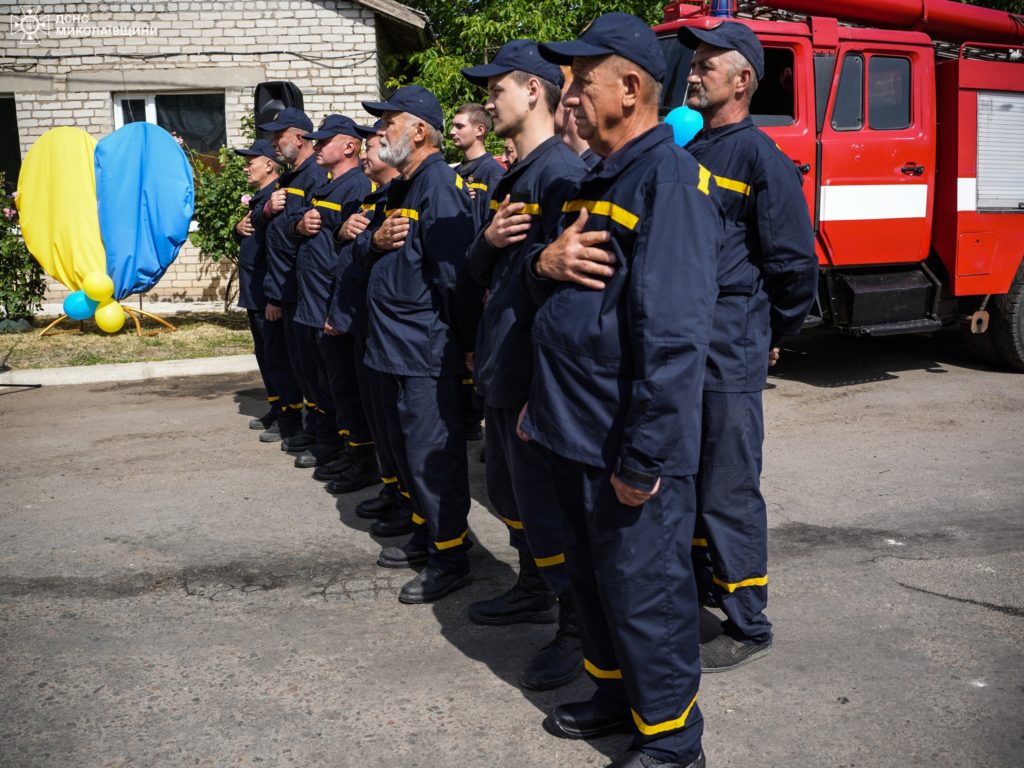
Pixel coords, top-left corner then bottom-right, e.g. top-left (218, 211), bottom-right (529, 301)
top-left (502, 135), bottom-right (564, 182)
top-left (401, 150), bottom-right (446, 183)
top-left (589, 123), bottom-right (673, 180)
top-left (691, 115), bottom-right (753, 144)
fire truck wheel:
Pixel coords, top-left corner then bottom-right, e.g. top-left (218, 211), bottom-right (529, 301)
top-left (989, 260), bottom-right (1024, 372)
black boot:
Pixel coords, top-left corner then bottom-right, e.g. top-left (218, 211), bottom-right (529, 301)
top-left (519, 594), bottom-right (584, 690)
top-left (370, 498), bottom-right (415, 537)
top-left (258, 421), bottom-right (282, 442)
top-left (313, 453), bottom-right (353, 481)
top-left (249, 408), bottom-right (279, 430)
top-left (325, 444), bottom-right (380, 494)
top-left (468, 551), bottom-right (557, 625)
top-left (356, 483), bottom-right (397, 519)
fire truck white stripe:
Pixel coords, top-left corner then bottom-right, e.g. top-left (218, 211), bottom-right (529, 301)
top-left (819, 184), bottom-right (928, 222)
top-left (957, 178), bottom-right (978, 212)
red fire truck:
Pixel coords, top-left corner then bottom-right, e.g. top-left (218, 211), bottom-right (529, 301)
top-left (656, 0), bottom-right (1024, 369)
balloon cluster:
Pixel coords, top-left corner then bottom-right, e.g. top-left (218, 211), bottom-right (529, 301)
top-left (62, 272), bottom-right (126, 333)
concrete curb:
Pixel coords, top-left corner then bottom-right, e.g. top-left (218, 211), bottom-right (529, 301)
top-left (0, 355), bottom-right (259, 387)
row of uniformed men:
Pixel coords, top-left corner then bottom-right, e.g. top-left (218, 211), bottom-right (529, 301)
top-left (233, 14), bottom-right (818, 768)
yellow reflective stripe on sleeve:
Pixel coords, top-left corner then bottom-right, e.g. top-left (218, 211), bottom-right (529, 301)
top-left (631, 694), bottom-right (699, 736)
top-left (712, 574), bottom-right (768, 593)
top-left (562, 199), bottom-right (639, 231)
top-left (692, 538), bottom-right (708, 548)
top-left (337, 429), bottom-right (350, 437)
top-left (400, 490), bottom-right (412, 499)
top-left (714, 175), bottom-right (751, 196)
top-left (411, 512), bottom-right (426, 525)
top-left (360, 203), bottom-right (375, 211)
top-left (286, 187), bottom-right (305, 196)
top-left (468, 182), bottom-right (488, 191)
top-left (381, 476), bottom-right (398, 484)
top-left (534, 553), bottom-right (566, 568)
top-left (384, 208), bottom-right (420, 220)
top-left (499, 515), bottom-right (524, 530)
top-left (267, 395), bottom-right (280, 402)
top-left (489, 199), bottom-right (541, 214)
top-left (348, 440), bottom-right (373, 447)
top-left (455, 174), bottom-right (465, 189)
top-left (584, 659), bottom-right (623, 680)
top-left (370, 181), bottom-right (378, 193)
top-left (697, 165), bottom-right (712, 195)
top-left (313, 198), bottom-right (342, 211)
top-left (435, 529), bottom-right (469, 550)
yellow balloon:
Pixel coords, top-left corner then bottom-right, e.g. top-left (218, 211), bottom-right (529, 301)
top-left (83, 271), bottom-right (114, 301)
top-left (94, 300), bottom-right (125, 333)
top-left (16, 127), bottom-right (106, 291)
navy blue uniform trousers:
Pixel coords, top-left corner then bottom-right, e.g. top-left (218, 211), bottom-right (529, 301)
top-left (551, 455), bottom-right (703, 764)
top-left (281, 301), bottom-right (332, 445)
top-left (257, 311), bottom-right (304, 434)
top-left (695, 390), bottom-right (771, 643)
top-left (354, 337), bottom-right (401, 494)
top-left (484, 405), bottom-right (568, 596)
top-left (315, 332), bottom-right (371, 447)
top-left (375, 372), bottom-right (471, 569)
top-left (246, 309), bottom-right (278, 410)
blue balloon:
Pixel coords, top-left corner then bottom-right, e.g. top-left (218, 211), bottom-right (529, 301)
top-left (664, 106), bottom-right (704, 147)
top-left (63, 290), bottom-right (99, 321)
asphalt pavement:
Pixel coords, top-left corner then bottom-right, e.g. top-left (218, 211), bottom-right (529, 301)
top-left (1, 327), bottom-right (1022, 768)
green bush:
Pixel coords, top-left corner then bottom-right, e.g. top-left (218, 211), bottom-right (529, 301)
top-left (0, 179), bottom-right (46, 323)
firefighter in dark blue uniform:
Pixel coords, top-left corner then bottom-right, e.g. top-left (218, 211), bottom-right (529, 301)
top-left (678, 21), bottom-right (818, 672)
top-left (524, 15), bottom-right (722, 768)
top-left (232, 139), bottom-right (287, 433)
top-left (323, 123), bottom-right (414, 512)
top-left (288, 115), bottom-right (376, 477)
top-left (356, 86), bottom-right (479, 604)
top-left (254, 107), bottom-right (329, 455)
top-left (459, 40), bottom-right (589, 691)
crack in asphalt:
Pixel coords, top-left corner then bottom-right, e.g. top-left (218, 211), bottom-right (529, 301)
top-left (896, 582), bottom-right (1024, 618)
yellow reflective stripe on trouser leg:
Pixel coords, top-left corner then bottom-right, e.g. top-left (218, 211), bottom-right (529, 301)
top-left (411, 512), bottom-right (426, 525)
top-left (692, 538), bottom-right (708, 548)
top-left (712, 574), bottom-right (768, 593)
top-left (499, 516), bottom-right (524, 530)
top-left (534, 553), bottom-right (565, 568)
top-left (267, 395), bottom-right (280, 402)
top-left (381, 476), bottom-right (398, 484)
top-left (584, 659), bottom-right (622, 680)
top-left (435, 529), bottom-right (469, 550)
top-left (631, 693), bottom-right (699, 736)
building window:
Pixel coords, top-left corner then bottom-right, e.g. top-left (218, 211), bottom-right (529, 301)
top-left (113, 92), bottom-right (226, 157)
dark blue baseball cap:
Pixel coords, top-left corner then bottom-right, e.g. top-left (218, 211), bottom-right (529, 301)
top-left (257, 107), bottom-right (314, 133)
top-left (355, 119), bottom-right (383, 139)
top-left (677, 20), bottom-right (765, 80)
top-left (539, 13), bottom-right (666, 83)
top-left (461, 39), bottom-right (565, 89)
top-left (233, 139), bottom-right (279, 162)
top-left (303, 114), bottom-right (367, 141)
top-left (362, 85), bottom-right (444, 131)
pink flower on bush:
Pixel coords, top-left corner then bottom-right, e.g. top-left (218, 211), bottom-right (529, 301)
top-left (2, 207), bottom-right (16, 220)
top-left (241, 194), bottom-right (252, 206)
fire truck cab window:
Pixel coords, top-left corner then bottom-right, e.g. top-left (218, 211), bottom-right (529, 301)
top-left (868, 56), bottom-right (911, 130)
top-left (831, 53), bottom-right (864, 131)
top-left (750, 48), bottom-right (796, 127)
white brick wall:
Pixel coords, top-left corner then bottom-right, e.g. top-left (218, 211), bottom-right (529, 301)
top-left (2, 1), bottom-right (386, 303)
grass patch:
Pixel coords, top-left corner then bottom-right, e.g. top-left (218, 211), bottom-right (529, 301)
top-left (0, 311), bottom-right (254, 371)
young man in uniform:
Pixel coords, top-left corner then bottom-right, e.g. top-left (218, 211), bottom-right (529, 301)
top-left (253, 107), bottom-right (329, 454)
top-left (288, 115), bottom-right (376, 478)
top-left (323, 123), bottom-right (414, 512)
top-left (678, 21), bottom-right (818, 672)
top-left (460, 39), bottom-right (588, 691)
top-left (356, 86), bottom-right (479, 604)
top-left (524, 14), bottom-right (722, 768)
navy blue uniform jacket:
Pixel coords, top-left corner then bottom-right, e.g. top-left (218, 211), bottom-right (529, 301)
top-left (356, 153), bottom-right (477, 377)
top-left (457, 153), bottom-right (505, 229)
top-left (523, 124), bottom-right (722, 487)
top-left (235, 181), bottom-right (275, 311)
top-left (254, 155), bottom-right (328, 305)
top-left (686, 117), bottom-right (817, 392)
top-left (466, 136), bottom-right (587, 409)
top-left (327, 182), bottom-right (387, 338)
top-left (291, 167), bottom-right (372, 329)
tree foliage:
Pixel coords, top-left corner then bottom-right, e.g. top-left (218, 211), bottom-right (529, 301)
top-left (0, 177), bottom-right (46, 322)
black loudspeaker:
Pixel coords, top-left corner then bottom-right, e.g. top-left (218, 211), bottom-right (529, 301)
top-left (254, 81), bottom-right (304, 140)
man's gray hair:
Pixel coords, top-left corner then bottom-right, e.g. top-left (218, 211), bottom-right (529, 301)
top-left (723, 49), bottom-right (759, 102)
